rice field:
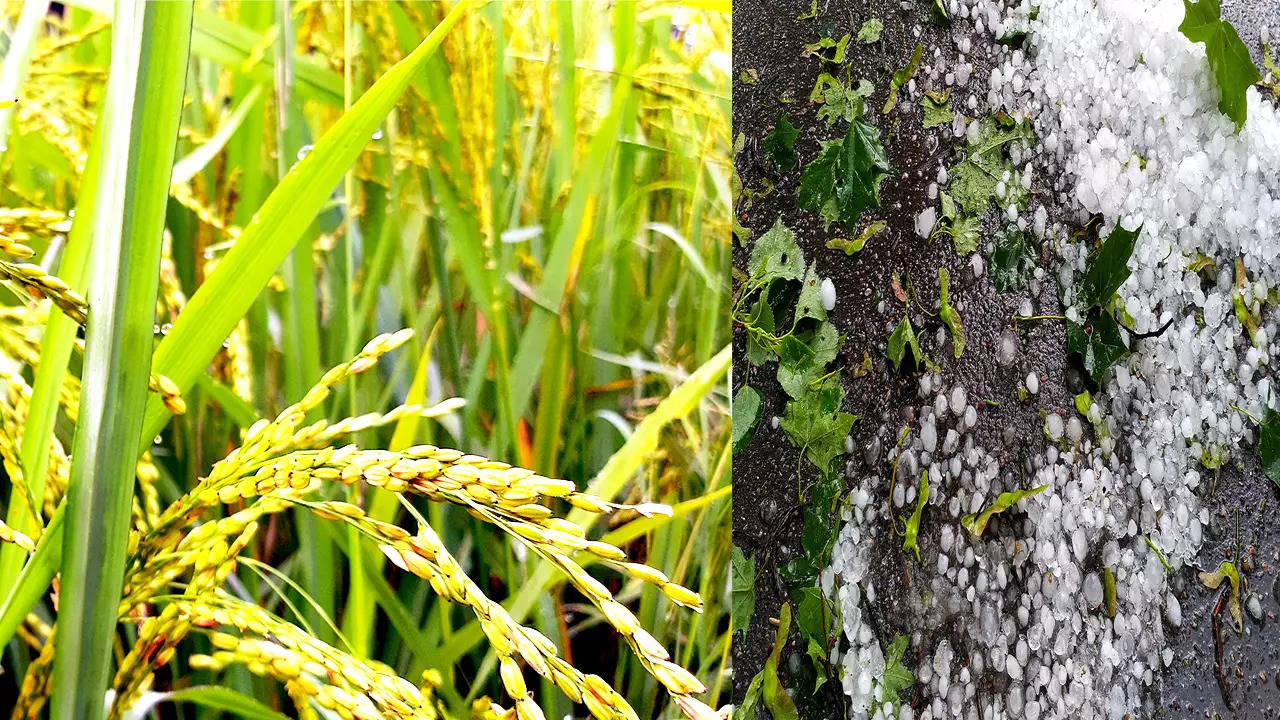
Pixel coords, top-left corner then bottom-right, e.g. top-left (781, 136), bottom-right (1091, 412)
top-left (0, 2), bottom-right (731, 718)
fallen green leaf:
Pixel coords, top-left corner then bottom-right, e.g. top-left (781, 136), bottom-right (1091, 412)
top-left (796, 263), bottom-right (829, 324)
top-left (887, 314), bottom-right (922, 372)
top-left (812, 74), bottom-right (874, 126)
top-left (804, 33), bottom-right (852, 64)
top-left (938, 267), bottom-right (966, 358)
top-left (777, 321), bottom-right (842, 399)
top-left (1067, 311), bottom-right (1129, 386)
top-left (732, 386), bottom-right (762, 453)
top-left (960, 484), bottom-right (1049, 537)
top-left (827, 220), bottom-right (885, 255)
top-left (858, 18), bottom-right (884, 44)
top-left (799, 117), bottom-right (891, 232)
top-left (875, 634), bottom-right (914, 716)
top-left (902, 470), bottom-right (930, 561)
top-left (921, 88), bottom-right (954, 129)
top-left (991, 227), bottom-right (1034, 293)
top-left (949, 116), bottom-right (1035, 216)
top-left (1199, 559), bottom-right (1244, 632)
top-left (883, 43), bottom-right (923, 114)
top-left (1179, 0), bottom-right (1261, 131)
top-left (1076, 221), bottom-right (1141, 311)
top-left (762, 604), bottom-right (801, 720)
top-left (780, 377), bottom-right (857, 472)
top-left (764, 112), bottom-right (799, 172)
top-left (748, 218), bottom-right (805, 284)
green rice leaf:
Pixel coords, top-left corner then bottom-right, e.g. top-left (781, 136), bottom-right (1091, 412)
top-left (51, 3), bottom-right (193, 717)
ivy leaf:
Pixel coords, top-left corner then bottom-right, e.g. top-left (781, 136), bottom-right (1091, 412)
top-left (950, 214), bottom-right (981, 255)
top-left (794, 587), bottom-right (831, 645)
top-left (991, 228), bottom-right (1034, 293)
top-left (938, 268), bottom-right (965, 358)
top-left (949, 117), bottom-right (1035, 215)
top-left (887, 314), bottom-right (921, 371)
top-left (732, 386), bottom-right (762, 453)
top-left (902, 470), bottom-right (930, 560)
top-left (745, 293), bottom-right (777, 365)
top-left (835, 118), bottom-right (892, 229)
top-left (1253, 406), bottom-right (1280, 489)
top-left (764, 113), bottom-right (799, 172)
top-left (857, 18), bottom-right (883, 44)
top-left (960, 484), bottom-right (1049, 537)
top-left (799, 118), bottom-right (890, 232)
top-left (1076, 221), bottom-right (1141, 311)
top-left (921, 88), bottom-right (954, 129)
top-left (812, 75), bottom-right (873, 126)
top-left (803, 33), bottom-right (852, 64)
top-left (1179, 0), bottom-right (1261, 131)
top-left (777, 321), bottom-right (841, 399)
top-left (780, 377), bottom-right (857, 471)
top-left (876, 635), bottom-right (915, 715)
top-left (731, 546), bottom-right (757, 639)
top-left (1066, 311), bottom-right (1129, 385)
top-left (827, 220), bottom-right (885, 255)
top-left (796, 263), bottom-right (828, 324)
top-left (748, 218), bottom-right (805, 284)
top-left (882, 43), bottom-right (923, 114)
top-left (798, 140), bottom-right (841, 222)
top-left (761, 604), bottom-right (801, 720)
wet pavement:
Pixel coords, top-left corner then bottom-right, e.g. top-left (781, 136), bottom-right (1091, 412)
top-left (731, 0), bottom-right (1280, 718)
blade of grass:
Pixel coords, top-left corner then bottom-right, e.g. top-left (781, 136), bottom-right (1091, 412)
top-left (50, 3), bottom-right (193, 719)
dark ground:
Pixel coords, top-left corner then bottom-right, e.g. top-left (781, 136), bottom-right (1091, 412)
top-left (731, 1), bottom-right (1280, 718)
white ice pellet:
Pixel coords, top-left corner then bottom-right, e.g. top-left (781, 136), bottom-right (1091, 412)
top-left (820, 277), bottom-right (836, 311)
top-left (1083, 573), bottom-right (1102, 608)
top-left (1044, 414), bottom-right (1064, 441)
top-left (1164, 593), bottom-right (1181, 628)
top-left (1026, 373), bottom-right (1039, 395)
top-left (916, 207), bottom-right (937, 239)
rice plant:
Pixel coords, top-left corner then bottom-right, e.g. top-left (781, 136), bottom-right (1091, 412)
top-left (0, 1), bottom-right (731, 718)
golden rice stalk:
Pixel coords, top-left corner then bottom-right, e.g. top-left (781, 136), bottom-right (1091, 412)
top-left (174, 594), bottom-right (447, 720)
top-left (0, 258), bottom-right (88, 326)
top-left (0, 257), bottom-right (186, 415)
top-left (12, 625), bottom-right (56, 720)
top-left (0, 517), bottom-right (35, 552)
top-left (103, 329), bottom-right (708, 720)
